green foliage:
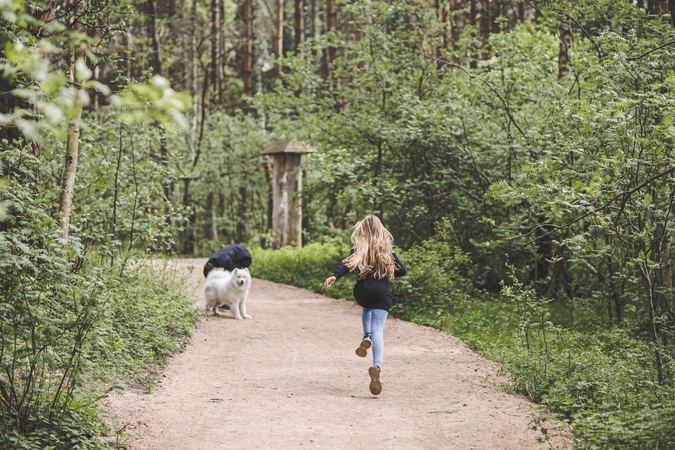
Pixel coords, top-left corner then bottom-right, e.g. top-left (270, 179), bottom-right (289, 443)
top-left (3, 408), bottom-right (108, 450)
top-left (0, 144), bottom-right (197, 448)
top-left (0, 1), bottom-right (188, 142)
top-left (250, 243), bottom-right (354, 301)
top-left (261, 1), bottom-right (563, 289)
top-left (181, 112), bottom-right (276, 253)
top-left (0, 152), bottom-right (102, 447)
top-left (112, 75), bottom-right (191, 131)
top-left (391, 219), bottom-right (475, 315)
top-left (85, 261), bottom-right (198, 383)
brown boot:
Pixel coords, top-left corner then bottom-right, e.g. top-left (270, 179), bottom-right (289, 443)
top-left (368, 366), bottom-right (382, 395)
top-left (355, 334), bottom-right (372, 357)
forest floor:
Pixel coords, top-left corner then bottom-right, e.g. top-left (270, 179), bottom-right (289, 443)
top-left (103, 259), bottom-right (572, 450)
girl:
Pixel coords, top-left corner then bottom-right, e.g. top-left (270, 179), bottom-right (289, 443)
top-left (324, 215), bottom-right (407, 395)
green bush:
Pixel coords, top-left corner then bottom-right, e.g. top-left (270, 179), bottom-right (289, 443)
top-left (390, 219), bottom-right (476, 315)
top-left (85, 260), bottom-right (199, 383)
top-left (250, 243), bottom-right (355, 301)
top-left (0, 150), bottom-right (197, 449)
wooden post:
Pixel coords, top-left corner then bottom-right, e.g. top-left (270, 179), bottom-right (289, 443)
top-left (262, 139), bottom-right (315, 248)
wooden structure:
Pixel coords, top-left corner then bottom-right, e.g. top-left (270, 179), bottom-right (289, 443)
top-left (261, 139), bottom-right (315, 247)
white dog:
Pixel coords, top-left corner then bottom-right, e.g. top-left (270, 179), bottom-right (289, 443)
top-left (204, 268), bottom-right (252, 320)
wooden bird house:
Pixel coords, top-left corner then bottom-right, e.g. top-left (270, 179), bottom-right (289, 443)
top-left (262, 139), bottom-right (315, 248)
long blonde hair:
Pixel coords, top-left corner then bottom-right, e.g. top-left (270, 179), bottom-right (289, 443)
top-left (344, 215), bottom-right (395, 280)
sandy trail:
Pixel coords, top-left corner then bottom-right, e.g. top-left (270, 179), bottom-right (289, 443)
top-left (104, 259), bottom-right (570, 449)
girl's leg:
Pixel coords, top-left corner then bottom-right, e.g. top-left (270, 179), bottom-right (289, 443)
top-left (370, 309), bottom-right (389, 370)
top-left (361, 308), bottom-right (372, 335)
top-left (356, 308), bottom-right (373, 357)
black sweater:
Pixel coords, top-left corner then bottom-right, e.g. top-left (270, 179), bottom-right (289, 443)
top-left (333, 250), bottom-right (407, 311)
top-left (204, 244), bottom-right (252, 277)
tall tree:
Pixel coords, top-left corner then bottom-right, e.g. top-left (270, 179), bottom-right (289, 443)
top-left (557, 19), bottom-right (571, 79)
top-left (294, 0), bottom-right (304, 55)
top-left (58, 1), bottom-right (86, 240)
top-left (189, 0), bottom-right (198, 161)
top-left (325, 0), bottom-right (337, 76)
top-left (276, 0), bottom-right (284, 80)
top-left (211, 0), bottom-right (221, 102)
top-left (242, 0), bottom-right (254, 103)
top-left (58, 69), bottom-right (83, 239)
top-left (148, 0), bottom-right (162, 75)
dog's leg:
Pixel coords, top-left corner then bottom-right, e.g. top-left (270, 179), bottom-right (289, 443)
top-left (230, 302), bottom-right (243, 320)
top-left (240, 299), bottom-right (251, 319)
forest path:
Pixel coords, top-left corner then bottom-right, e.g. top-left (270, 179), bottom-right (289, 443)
top-left (104, 259), bottom-right (570, 450)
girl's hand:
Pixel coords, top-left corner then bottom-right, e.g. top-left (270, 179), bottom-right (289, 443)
top-left (324, 276), bottom-right (336, 288)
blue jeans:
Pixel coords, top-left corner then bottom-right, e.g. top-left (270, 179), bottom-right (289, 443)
top-left (361, 308), bottom-right (389, 370)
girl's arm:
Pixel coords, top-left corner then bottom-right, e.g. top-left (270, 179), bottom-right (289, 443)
top-left (325, 248), bottom-right (353, 288)
top-left (393, 252), bottom-right (407, 277)
top-left (333, 262), bottom-right (350, 280)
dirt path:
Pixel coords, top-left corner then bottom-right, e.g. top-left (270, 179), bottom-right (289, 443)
top-left (104, 259), bottom-right (570, 450)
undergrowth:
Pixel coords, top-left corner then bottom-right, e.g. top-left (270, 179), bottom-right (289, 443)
top-left (0, 164), bottom-right (198, 449)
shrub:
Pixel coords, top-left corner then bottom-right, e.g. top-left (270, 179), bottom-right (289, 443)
top-left (0, 150), bottom-right (197, 448)
top-left (250, 243), bottom-right (355, 301)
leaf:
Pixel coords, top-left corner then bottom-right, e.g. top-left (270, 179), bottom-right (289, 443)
top-left (15, 118), bottom-right (39, 141)
top-left (74, 58), bottom-right (92, 84)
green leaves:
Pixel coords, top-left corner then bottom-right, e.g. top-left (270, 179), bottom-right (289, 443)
top-left (112, 75), bottom-right (190, 131)
top-left (0, 164), bottom-right (197, 447)
top-left (1, 6), bottom-right (188, 143)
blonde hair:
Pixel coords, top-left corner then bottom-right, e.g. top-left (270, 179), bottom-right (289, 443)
top-left (344, 215), bottom-right (395, 280)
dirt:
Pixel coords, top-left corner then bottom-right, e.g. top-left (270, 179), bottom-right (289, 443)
top-left (103, 259), bottom-right (572, 450)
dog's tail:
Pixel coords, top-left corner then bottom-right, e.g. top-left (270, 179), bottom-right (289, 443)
top-left (206, 269), bottom-right (231, 280)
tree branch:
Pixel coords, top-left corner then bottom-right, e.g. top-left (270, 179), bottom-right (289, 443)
top-left (518, 164), bottom-right (675, 244)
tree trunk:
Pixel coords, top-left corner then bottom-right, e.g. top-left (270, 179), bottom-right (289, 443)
top-left (449, 0), bottom-right (465, 63)
top-left (469, 0), bottom-right (484, 65)
top-left (263, 156), bottom-right (274, 233)
top-left (435, 0), bottom-right (448, 63)
top-left (211, 0), bottom-right (221, 102)
top-left (488, 0), bottom-right (500, 34)
top-left (661, 0), bottom-right (670, 15)
top-left (641, 260), bottom-right (665, 384)
top-left (294, 0), bottom-right (304, 55)
top-left (189, 0), bottom-right (198, 163)
top-left (518, 1), bottom-right (536, 22)
top-left (324, 0), bottom-right (337, 76)
top-left (0, 80), bottom-right (23, 144)
top-left (207, 191), bottom-right (218, 241)
top-left (242, 0), bottom-right (254, 104)
top-left (236, 185), bottom-right (248, 242)
top-left (276, 0), bottom-right (284, 80)
top-left (148, 0), bottom-right (162, 75)
top-left (160, 135), bottom-right (171, 203)
top-left (558, 19), bottom-right (571, 79)
top-left (663, 231), bottom-right (674, 321)
top-left (59, 94), bottom-right (83, 239)
top-left (648, 0), bottom-right (663, 14)
top-left (476, 0), bottom-right (490, 60)
top-left (308, 0), bottom-right (317, 41)
top-left (181, 178), bottom-right (195, 254)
